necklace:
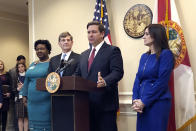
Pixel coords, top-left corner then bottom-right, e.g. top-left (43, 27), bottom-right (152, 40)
top-left (29, 59), bottom-right (50, 70)
top-left (39, 59), bottom-right (50, 63)
top-left (33, 59), bottom-right (49, 66)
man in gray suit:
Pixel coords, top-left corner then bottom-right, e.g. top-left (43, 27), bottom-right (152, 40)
top-left (48, 32), bottom-right (80, 76)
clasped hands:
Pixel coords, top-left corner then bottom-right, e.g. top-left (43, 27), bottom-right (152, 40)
top-left (132, 99), bottom-right (145, 113)
top-left (97, 72), bottom-right (106, 88)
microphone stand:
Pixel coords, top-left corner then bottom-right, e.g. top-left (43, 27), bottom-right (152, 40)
top-left (58, 63), bottom-right (69, 74)
top-left (55, 59), bottom-right (74, 75)
top-left (55, 59), bottom-right (65, 74)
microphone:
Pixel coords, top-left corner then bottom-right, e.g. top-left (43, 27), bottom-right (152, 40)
top-left (63, 58), bottom-right (74, 65)
top-left (58, 59), bottom-right (75, 73)
top-left (55, 59), bottom-right (66, 73)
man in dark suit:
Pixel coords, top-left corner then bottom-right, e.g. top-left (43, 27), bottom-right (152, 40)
top-left (48, 32), bottom-right (80, 76)
top-left (75, 21), bottom-right (124, 131)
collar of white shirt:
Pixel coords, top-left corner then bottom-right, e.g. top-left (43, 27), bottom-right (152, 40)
top-left (89, 40), bottom-right (104, 58)
top-left (61, 51), bottom-right (72, 61)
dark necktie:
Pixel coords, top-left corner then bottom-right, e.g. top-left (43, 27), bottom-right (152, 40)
top-left (60, 53), bottom-right (66, 76)
top-left (88, 48), bottom-right (96, 71)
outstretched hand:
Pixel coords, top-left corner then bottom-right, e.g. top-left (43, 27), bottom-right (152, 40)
top-left (97, 72), bottom-right (106, 88)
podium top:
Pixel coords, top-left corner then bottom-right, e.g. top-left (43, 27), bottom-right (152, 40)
top-left (37, 76), bottom-right (97, 92)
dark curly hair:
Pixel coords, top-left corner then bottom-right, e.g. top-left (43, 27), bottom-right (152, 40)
top-left (34, 39), bottom-right (52, 54)
top-left (16, 55), bottom-right (26, 61)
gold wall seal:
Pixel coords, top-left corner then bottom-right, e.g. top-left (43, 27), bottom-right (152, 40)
top-left (45, 72), bottom-right (60, 93)
top-left (123, 4), bottom-right (152, 38)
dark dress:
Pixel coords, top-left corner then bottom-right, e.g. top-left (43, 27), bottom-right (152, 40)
top-left (132, 49), bottom-right (174, 131)
top-left (0, 72), bottom-right (11, 131)
top-left (15, 74), bottom-right (28, 118)
top-left (0, 81), bottom-right (3, 103)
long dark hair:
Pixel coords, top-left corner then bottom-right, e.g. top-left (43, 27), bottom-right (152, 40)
top-left (16, 63), bottom-right (26, 75)
top-left (146, 24), bottom-right (169, 58)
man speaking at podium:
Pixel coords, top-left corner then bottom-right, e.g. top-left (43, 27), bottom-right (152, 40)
top-left (75, 21), bottom-right (124, 131)
top-left (48, 32), bottom-right (80, 76)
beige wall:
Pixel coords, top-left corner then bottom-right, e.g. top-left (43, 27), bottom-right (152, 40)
top-left (29, 0), bottom-right (154, 92)
top-left (29, 0), bottom-right (196, 130)
top-left (28, 0), bottom-right (96, 62)
top-left (29, 0), bottom-right (196, 91)
top-left (0, 11), bottom-right (29, 70)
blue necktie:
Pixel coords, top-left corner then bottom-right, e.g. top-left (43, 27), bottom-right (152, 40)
top-left (60, 53), bottom-right (66, 76)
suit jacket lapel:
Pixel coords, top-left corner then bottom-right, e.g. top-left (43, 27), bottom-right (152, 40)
top-left (68, 52), bottom-right (73, 61)
top-left (85, 49), bottom-right (91, 75)
top-left (88, 42), bottom-right (108, 74)
top-left (55, 54), bottom-right (61, 67)
top-left (57, 54), bottom-right (61, 64)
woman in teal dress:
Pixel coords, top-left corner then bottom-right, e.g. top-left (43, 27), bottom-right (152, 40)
top-left (22, 40), bottom-right (52, 131)
top-left (132, 24), bottom-right (174, 131)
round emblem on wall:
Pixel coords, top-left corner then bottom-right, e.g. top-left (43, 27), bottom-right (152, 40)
top-left (123, 4), bottom-right (153, 38)
top-left (45, 72), bottom-right (61, 93)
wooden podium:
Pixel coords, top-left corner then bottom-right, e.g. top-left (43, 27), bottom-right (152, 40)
top-left (36, 76), bottom-right (97, 131)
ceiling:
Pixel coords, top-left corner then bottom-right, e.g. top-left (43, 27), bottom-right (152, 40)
top-left (0, 0), bottom-right (28, 16)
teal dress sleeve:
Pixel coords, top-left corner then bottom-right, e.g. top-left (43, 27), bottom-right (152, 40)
top-left (21, 62), bottom-right (34, 97)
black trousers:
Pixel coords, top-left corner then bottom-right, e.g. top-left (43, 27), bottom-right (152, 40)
top-left (0, 111), bottom-right (8, 131)
top-left (90, 110), bottom-right (117, 131)
top-left (13, 101), bottom-right (19, 131)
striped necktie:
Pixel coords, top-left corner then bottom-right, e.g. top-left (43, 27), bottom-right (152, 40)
top-left (60, 53), bottom-right (66, 76)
